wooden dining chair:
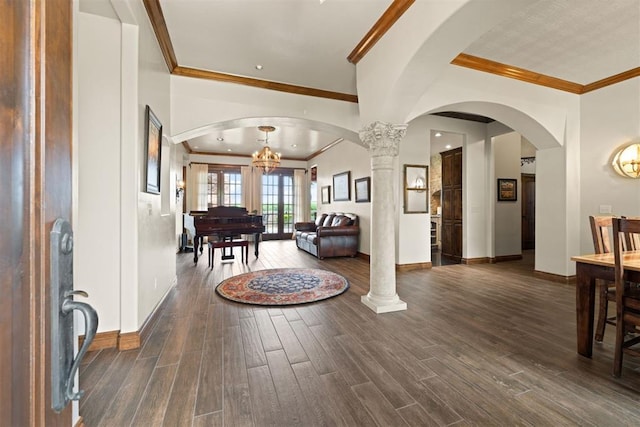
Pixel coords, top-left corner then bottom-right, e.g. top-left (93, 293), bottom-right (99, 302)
top-left (589, 215), bottom-right (616, 341)
top-left (611, 217), bottom-right (640, 377)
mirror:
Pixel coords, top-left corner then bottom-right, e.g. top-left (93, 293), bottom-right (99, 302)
top-left (403, 165), bottom-right (428, 213)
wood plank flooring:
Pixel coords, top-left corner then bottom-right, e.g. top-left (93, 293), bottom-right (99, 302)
top-left (80, 242), bottom-right (640, 426)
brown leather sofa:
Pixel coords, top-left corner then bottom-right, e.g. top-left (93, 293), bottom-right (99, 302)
top-left (294, 213), bottom-right (359, 259)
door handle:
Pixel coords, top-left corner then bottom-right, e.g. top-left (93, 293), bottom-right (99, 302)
top-left (51, 218), bottom-right (99, 412)
top-left (61, 292), bottom-right (98, 401)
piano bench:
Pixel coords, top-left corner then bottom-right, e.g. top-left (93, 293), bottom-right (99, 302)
top-left (208, 239), bottom-right (249, 268)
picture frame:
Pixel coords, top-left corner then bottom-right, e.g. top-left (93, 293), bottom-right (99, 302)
top-left (333, 171), bottom-right (351, 201)
top-left (497, 178), bottom-right (517, 201)
top-left (321, 185), bottom-right (331, 204)
top-left (144, 105), bottom-right (163, 194)
top-left (403, 164), bottom-right (428, 213)
top-left (354, 177), bottom-right (371, 203)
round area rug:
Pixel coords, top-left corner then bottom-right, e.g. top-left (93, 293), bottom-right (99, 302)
top-left (215, 268), bottom-right (349, 306)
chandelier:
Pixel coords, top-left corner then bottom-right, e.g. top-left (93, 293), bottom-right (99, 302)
top-left (252, 125), bottom-right (281, 174)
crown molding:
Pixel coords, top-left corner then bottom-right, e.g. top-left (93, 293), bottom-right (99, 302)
top-left (173, 66), bottom-right (358, 103)
top-left (582, 66), bottom-right (640, 94)
top-left (143, 0), bottom-right (357, 103)
top-left (452, 53), bottom-right (640, 95)
top-left (142, 0), bottom-right (178, 72)
top-left (305, 138), bottom-right (345, 161)
top-left (451, 53), bottom-right (583, 94)
top-left (347, 0), bottom-right (415, 64)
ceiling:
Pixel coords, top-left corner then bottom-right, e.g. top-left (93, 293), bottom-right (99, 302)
top-left (80, 0), bottom-right (640, 160)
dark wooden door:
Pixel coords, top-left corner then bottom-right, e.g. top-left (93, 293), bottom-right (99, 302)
top-left (521, 174), bottom-right (536, 250)
top-left (441, 147), bottom-right (463, 262)
top-left (0, 0), bottom-right (73, 425)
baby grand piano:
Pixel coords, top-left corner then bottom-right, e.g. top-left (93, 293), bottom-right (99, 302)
top-left (191, 206), bottom-right (265, 264)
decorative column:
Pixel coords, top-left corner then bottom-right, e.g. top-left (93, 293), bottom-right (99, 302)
top-left (360, 121), bottom-right (408, 313)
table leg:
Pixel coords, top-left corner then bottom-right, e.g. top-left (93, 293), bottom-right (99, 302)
top-left (576, 262), bottom-right (596, 358)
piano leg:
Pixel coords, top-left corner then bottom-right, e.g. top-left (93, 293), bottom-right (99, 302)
top-left (193, 235), bottom-right (200, 264)
top-left (254, 233), bottom-right (260, 258)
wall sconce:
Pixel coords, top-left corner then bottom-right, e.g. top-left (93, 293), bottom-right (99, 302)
top-left (612, 143), bottom-right (640, 178)
top-left (413, 176), bottom-right (427, 192)
top-left (176, 180), bottom-right (185, 200)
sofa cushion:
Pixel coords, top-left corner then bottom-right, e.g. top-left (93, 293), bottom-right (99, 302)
top-left (315, 214), bottom-right (327, 227)
top-left (322, 214), bottom-right (336, 226)
top-left (331, 215), bottom-right (352, 227)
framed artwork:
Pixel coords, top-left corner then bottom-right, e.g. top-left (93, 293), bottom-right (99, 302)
top-left (333, 171), bottom-right (351, 201)
top-left (497, 178), bottom-right (517, 201)
top-left (144, 105), bottom-right (163, 194)
top-left (321, 185), bottom-right (331, 204)
top-left (355, 177), bottom-right (371, 203)
top-left (403, 164), bottom-right (428, 213)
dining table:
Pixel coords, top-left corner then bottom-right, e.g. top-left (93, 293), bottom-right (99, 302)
top-left (571, 251), bottom-right (640, 358)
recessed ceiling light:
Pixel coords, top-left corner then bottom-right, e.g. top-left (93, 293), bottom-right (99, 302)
top-left (217, 137), bottom-right (224, 141)
top-left (227, 148), bottom-right (232, 152)
top-left (255, 64), bottom-right (263, 70)
top-left (193, 146), bottom-right (199, 149)
top-left (291, 144), bottom-right (297, 148)
top-left (445, 144), bottom-right (452, 149)
top-left (435, 132), bottom-right (442, 137)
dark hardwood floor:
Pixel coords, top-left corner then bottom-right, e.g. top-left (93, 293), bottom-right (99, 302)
top-left (80, 241), bottom-right (640, 426)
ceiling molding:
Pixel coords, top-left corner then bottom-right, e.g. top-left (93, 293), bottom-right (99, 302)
top-left (173, 66), bottom-right (358, 103)
top-left (452, 53), bottom-right (640, 95)
top-left (582, 66), bottom-right (640, 94)
top-left (451, 53), bottom-right (583, 94)
top-left (181, 141), bottom-right (192, 153)
top-left (347, 0), bottom-right (415, 64)
top-left (143, 0), bottom-right (178, 72)
top-left (305, 138), bottom-right (345, 161)
top-left (143, 0), bottom-right (358, 103)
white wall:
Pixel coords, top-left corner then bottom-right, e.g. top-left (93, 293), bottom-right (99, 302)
top-left (77, 2), bottom-right (176, 336)
top-left (77, 13), bottom-right (122, 332)
top-left (493, 132), bottom-right (522, 257)
top-left (134, 0), bottom-right (175, 330)
top-left (579, 79), bottom-right (640, 253)
top-left (398, 116), bottom-right (431, 265)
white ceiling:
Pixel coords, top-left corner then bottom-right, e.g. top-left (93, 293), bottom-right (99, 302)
top-left (80, 0), bottom-right (640, 159)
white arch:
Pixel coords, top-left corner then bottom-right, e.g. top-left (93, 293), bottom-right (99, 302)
top-left (356, 0), bottom-right (531, 123)
top-left (169, 116), bottom-right (363, 148)
top-left (426, 101), bottom-right (562, 150)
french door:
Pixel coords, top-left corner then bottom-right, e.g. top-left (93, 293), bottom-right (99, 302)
top-left (262, 170), bottom-right (294, 240)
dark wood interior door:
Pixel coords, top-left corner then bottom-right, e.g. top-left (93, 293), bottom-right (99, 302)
top-left (521, 173), bottom-right (536, 250)
top-left (0, 0), bottom-right (73, 425)
top-left (440, 147), bottom-right (463, 262)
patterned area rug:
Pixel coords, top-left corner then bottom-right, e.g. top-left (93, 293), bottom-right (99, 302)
top-left (215, 268), bottom-right (349, 306)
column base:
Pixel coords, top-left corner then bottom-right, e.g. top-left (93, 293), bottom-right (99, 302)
top-left (361, 294), bottom-right (407, 314)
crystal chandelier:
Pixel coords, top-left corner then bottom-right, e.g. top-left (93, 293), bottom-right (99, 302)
top-left (252, 125), bottom-right (281, 174)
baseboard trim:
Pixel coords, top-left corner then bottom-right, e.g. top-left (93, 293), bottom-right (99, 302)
top-left (118, 331), bottom-right (141, 351)
top-left (356, 251), bottom-right (370, 262)
top-left (534, 270), bottom-right (577, 284)
top-left (396, 262), bottom-right (432, 271)
top-left (490, 254), bottom-right (523, 263)
top-left (462, 257), bottom-right (491, 265)
top-left (79, 330), bottom-right (119, 352)
top-left (79, 276), bottom-right (178, 352)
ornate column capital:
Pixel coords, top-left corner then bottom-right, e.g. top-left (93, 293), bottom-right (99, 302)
top-left (359, 121), bottom-right (407, 157)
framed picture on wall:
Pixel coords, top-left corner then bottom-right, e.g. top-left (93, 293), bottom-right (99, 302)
top-left (321, 185), bottom-right (331, 204)
top-left (497, 178), bottom-right (517, 201)
top-left (355, 177), bottom-right (371, 203)
top-left (333, 171), bottom-right (351, 201)
top-left (144, 105), bottom-right (163, 194)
